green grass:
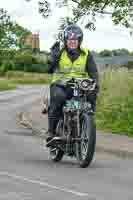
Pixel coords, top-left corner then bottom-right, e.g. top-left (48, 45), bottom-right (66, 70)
top-left (0, 71), bottom-right (51, 90)
top-left (96, 68), bottom-right (133, 137)
top-left (11, 78), bottom-right (50, 84)
top-left (0, 79), bottom-right (17, 91)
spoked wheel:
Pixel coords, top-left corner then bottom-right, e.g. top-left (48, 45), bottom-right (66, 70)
top-left (76, 112), bottom-right (96, 168)
top-left (49, 119), bottom-right (64, 162)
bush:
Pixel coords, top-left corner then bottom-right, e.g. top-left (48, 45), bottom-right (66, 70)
top-left (23, 64), bottom-right (33, 72)
top-left (13, 51), bottom-right (32, 72)
top-left (0, 49), bottom-right (49, 73)
top-left (14, 52), bottom-right (32, 65)
top-left (13, 51), bottom-right (48, 73)
top-left (0, 49), bottom-right (16, 66)
top-left (0, 49), bottom-right (16, 58)
top-left (0, 60), bottom-right (14, 73)
top-left (13, 63), bottom-right (24, 71)
top-left (0, 68), bottom-right (5, 76)
top-left (32, 54), bottom-right (48, 64)
top-left (126, 60), bottom-right (133, 70)
top-left (31, 64), bottom-right (48, 73)
top-left (99, 49), bottom-right (112, 57)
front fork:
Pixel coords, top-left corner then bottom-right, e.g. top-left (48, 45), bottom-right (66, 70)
top-left (77, 110), bottom-right (80, 138)
top-left (64, 113), bottom-right (72, 154)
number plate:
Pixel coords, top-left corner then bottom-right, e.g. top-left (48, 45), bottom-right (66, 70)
top-left (64, 100), bottom-right (80, 109)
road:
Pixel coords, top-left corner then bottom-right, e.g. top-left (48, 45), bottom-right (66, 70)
top-left (0, 86), bottom-right (133, 200)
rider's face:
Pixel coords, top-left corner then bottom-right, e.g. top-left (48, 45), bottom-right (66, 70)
top-left (66, 39), bottom-right (78, 50)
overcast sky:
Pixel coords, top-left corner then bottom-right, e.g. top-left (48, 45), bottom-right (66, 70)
top-left (1, 0), bottom-right (133, 51)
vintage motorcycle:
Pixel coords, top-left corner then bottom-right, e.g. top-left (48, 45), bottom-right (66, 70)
top-left (45, 76), bottom-right (97, 168)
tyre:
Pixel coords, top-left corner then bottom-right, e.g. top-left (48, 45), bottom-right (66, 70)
top-left (49, 119), bottom-right (64, 162)
top-left (76, 112), bottom-right (96, 168)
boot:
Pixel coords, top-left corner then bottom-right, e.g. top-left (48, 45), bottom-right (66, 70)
top-left (46, 131), bottom-right (54, 142)
top-left (46, 117), bottom-right (58, 142)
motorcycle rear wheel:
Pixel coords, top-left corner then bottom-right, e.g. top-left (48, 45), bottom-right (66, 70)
top-left (76, 112), bottom-right (96, 168)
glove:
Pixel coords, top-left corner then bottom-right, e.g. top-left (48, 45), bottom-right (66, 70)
top-left (51, 41), bottom-right (60, 60)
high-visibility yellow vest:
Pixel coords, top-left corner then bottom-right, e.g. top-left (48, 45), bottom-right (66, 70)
top-left (51, 48), bottom-right (89, 83)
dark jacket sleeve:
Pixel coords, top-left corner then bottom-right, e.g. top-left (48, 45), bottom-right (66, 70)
top-left (47, 57), bottom-right (58, 74)
top-left (85, 52), bottom-right (100, 92)
top-left (47, 41), bottom-right (61, 74)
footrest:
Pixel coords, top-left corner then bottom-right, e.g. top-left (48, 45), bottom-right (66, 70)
top-left (46, 137), bottom-right (66, 147)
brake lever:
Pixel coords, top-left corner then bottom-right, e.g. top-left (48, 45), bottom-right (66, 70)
top-left (89, 82), bottom-right (96, 91)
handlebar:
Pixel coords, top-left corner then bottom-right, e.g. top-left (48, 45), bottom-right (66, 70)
top-left (55, 74), bottom-right (96, 91)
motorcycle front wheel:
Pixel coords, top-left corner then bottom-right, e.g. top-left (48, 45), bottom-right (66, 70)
top-left (76, 112), bottom-right (96, 168)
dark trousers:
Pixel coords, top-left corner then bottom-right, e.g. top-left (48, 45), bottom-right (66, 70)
top-left (48, 83), bottom-right (97, 134)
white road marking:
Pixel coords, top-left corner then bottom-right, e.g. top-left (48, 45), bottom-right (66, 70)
top-left (0, 171), bottom-right (88, 197)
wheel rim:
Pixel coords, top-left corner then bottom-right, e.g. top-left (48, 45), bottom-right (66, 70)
top-left (80, 119), bottom-right (90, 160)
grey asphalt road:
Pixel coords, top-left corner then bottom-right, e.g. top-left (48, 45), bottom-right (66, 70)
top-left (0, 86), bottom-right (133, 200)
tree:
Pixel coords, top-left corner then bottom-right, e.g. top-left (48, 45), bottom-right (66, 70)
top-left (98, 48), bottom-right (130, 57)
top-left (12, 23), bottom-right (31, 49)
top-left (37, 0), bottom-right (133, 31)
top-left (99, 49), bottom-right (112, 57)
top-left (112, 49), bottom-right (129, 56)
top-left (0, 8), bottom-right (31, 49)
top-left (0, 8), bottom-right (14, 48)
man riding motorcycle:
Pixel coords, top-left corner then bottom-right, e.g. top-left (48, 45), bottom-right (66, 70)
top-left (46, 24), bottom-right (99, 142)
